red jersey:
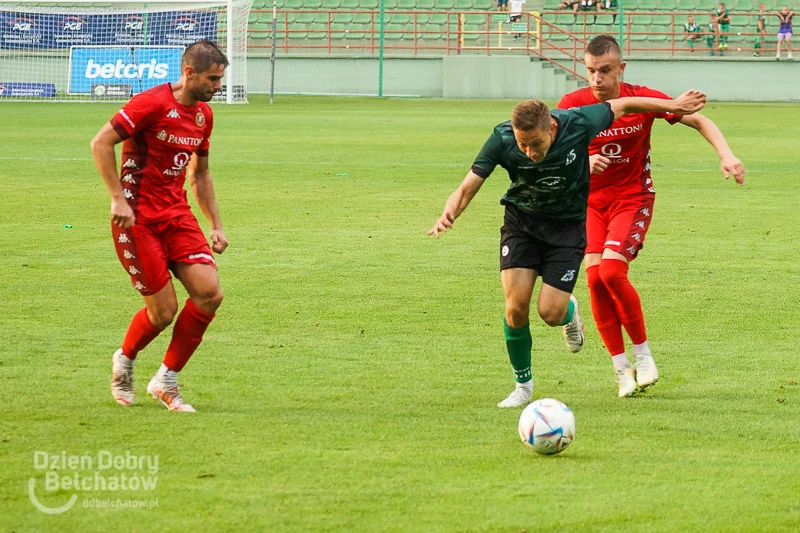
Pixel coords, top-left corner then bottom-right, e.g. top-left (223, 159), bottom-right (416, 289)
top-left (557, 83), bottom-right (681, 201)
top-left (110, 84), bottom-right (214, 224)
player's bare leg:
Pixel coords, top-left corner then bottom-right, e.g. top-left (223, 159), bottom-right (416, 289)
top-left (538, 283), bottom-right (584, 353)
top-left (147, 263), bottom-right (222, 412)
top-left (498, 268), bottom-right (535, 408)
top-left (111, 282), bottom-right (177, 406)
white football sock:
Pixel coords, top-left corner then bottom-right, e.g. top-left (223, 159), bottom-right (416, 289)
top-left (633, 341), bottom-right (651, 356)
top-left (611, 353), bottom-right (630, 371)
top-left (517, 380), bottom-right (533, 392)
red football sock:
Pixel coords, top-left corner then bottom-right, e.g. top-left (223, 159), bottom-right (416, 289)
top-left (163, 299), bottom-right (215, 372)
top-left (586, 265), bottom-right (626, 356)
top-left (121, 308), bottom-right (164, 360)
top-left (598, 259), bottom-right (647, 345)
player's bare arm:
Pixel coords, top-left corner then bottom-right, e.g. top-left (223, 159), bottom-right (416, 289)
top-left (678, 114), bottom-right (745, 184)
top-left (91, 122), bottom-right (135, 228)
top-left (427, 170), bottom-right (485, 238)
top-left (187, 153), bottom-right (228, 254)
top-left (608, 89), bottom-right (707, 120)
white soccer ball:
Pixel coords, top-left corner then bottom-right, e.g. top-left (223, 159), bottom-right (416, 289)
top-left (518, 398), bottom-right (575, 455)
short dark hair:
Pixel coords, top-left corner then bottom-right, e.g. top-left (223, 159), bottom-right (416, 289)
top-left (586, 35), bottom-right (622, 60)
top-left (182, 40), bottom-right (229, 73)
top-left (512, 100), bottom-right (552, 132)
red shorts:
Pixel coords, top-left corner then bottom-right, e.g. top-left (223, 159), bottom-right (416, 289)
top-left (111, 214), bottom-right (216, 296)
top-left (586, 195), bottom-right (655, 261)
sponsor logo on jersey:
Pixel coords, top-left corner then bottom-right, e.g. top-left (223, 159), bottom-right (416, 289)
top-left (167, 108), bottom-right (180, 119)
top-left (118, 109), bottom-right (135, 128)
top-left (600, 143), bottom-right (622, 157)
top-left (196, 112), bottom-right (205, 127)
top-left (565, 149), bottom-right (576, 165)
top-left (596, 123), bottom-right (644, 138)
top-left (157, 130), bottom-right (167, 141)
top-left (167, 134), bottom-right (203, 147)
top-left (163, 152), bottom-right (191, 176)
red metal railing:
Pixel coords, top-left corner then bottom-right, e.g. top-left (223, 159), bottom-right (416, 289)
top-left (247, 10), bottom-right (771, 79)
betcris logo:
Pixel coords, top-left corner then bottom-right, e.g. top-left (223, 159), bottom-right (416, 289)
top-left (69, 47), bottom-right (183, 95)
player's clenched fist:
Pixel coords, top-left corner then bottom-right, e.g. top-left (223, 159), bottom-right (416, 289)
top-left (110, 198), bottom-right (136, 228)
top-left (672, 89), bottom-right (706, 115)
top-left (211, 228), bottom-right (228, 254)
top-left (589, 154), bottom-right (610, 175)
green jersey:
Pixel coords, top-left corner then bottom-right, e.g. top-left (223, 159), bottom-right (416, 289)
top-left (471, 103), bottom-right (614, 221)
top-left (685, 22), bottom-right (700, 33)
top-left (716, 8), bottom-right (730, 24)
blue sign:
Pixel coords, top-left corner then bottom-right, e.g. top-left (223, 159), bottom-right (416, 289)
top-left (0, 11), bottom-right (217, 49)
top-left (69, 46), bottom-right (183, 94)
top-left (0, 82), bottom-right (56, 97)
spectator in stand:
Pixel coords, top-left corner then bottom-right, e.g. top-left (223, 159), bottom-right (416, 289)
top-left (498, 0), bottom-right (508, 12)
top-left (706, 18), bottom-right (718, 56)
top-left (775, 5), bottom-right (794, 59)
top-left (714, 2), bottom-right (731, 54)
top-left (684, 15), bottom-right (702, 52)
top-left (604, 0), bottom-right (618, 23)
top-left (754, 3), bottom-right (767, 56)
top-left (558, 0), bottom-right (580, 14)
top-left (510, 0), bottom-right (526, 39)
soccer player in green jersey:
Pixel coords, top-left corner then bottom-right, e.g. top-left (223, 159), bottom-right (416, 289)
top-left (684, 15), bottom-right (702, 51)
top-left (715, 2), bottom-right (731, 53)
top-left (427, 91), bottom-right (706, 408)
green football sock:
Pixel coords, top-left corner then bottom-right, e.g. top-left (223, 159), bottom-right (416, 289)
top-left (559, 298), bottom-right (576, 326)
top-left (688, 39), bottom-right (695, 49)
top-left (504, 318), bottom-right (532, 383)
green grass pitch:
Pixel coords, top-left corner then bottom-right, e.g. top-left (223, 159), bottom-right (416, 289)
top-left (1, 96), bottom-right (799, 532)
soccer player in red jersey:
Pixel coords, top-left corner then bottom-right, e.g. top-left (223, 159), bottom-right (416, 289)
top-left (557, 36), bottom-right (745, 398)
top-left (91, 41), bottom-right (229, 412)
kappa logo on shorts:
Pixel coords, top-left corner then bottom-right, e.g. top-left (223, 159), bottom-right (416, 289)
top-left (123, 250), bottom-right (136, 259)
top-left (641, 207), bottom-right (651, 217)
top-left (134, 281), bottom-right (147, 291)
top-left (128, 265), bottom-right (140, 275)
top-left (122, 159), bottom-right (138, 169)
top-left (635, 220), bottom-right (645, 229)
top-left (561, 270), bottom-right (576, 282)
top-left (501, 245), bottom-right (509, 257)
top-left (632, 233), bottom-right (642, 242)
top-left (122, 175), bottom-right (136, 184)
top-left (123, 189), bottom-right (134, 199)
top-left (117, 233), bottom-right (130, 244)
top-left (627, 246), bottom-right (637, 256)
